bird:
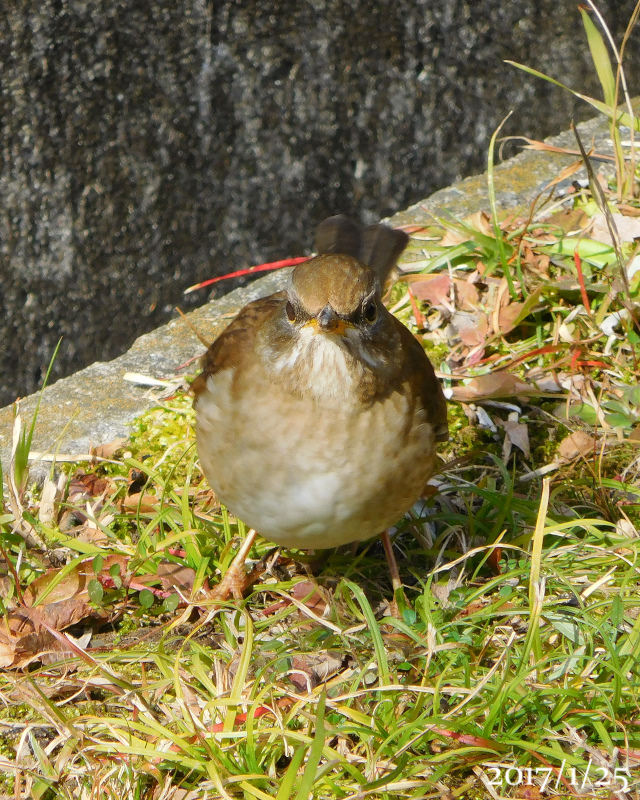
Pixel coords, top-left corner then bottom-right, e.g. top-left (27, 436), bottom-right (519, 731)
top-left (192, 215), bottom-right (448, 602)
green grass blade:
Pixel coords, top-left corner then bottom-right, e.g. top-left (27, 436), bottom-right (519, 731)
top-left (26, 338), bottom-right (61, 454)
top-left (506, 60), bottom-right (640, 130)
top-left (344, 580), bottom-right (390, 686)
top-left (525, 478), bottom-right (550, 669)
top-left (487, 112), bottom-right (517, 300)
top-left (274, 745), bottom-right (307, 800)
top-left (224, 609), bottom-right (254, 733)
top-left (580, 8), bottom-right (616, 106)
top-left (579, 7), bottom-right (628, 199)
top-left (293, 692), bottom-right (326, 800)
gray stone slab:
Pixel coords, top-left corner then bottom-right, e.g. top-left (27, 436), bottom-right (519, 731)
top-left (0, 111), bottom-right (616, 468)
top-left (0, 269), bottom-right (290, 466)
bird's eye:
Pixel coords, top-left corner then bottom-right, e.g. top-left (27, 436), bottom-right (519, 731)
top-left (364, 301), bottom-right (377, 323)
top-left (286, 301), bottom-right (296, 322)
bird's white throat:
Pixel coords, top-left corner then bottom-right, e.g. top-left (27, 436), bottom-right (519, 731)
top-left (273, 327), bottom-right (365, 401)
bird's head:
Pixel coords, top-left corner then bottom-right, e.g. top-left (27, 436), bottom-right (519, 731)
top-left (285, 254), bottom-right (382, 340)
top-left (256, 253), bottom-right (402, 404)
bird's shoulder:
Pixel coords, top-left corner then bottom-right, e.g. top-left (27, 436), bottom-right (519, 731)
top-left (191, 291), bottom-right (286, 399)
top-left (393, 317), bottom-right (449, 442)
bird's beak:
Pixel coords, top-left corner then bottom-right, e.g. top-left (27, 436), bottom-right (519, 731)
top-left (307, 305), bottom-right (349, 336)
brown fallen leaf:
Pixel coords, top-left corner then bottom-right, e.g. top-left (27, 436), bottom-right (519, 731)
top-left (521, 246), bottom-right (550, 277)
top-left (92, 437), bottom-right (127, 459)
top-left (465, 210), bottom-right (495, 238)
top-left (450, 311), bottom-right (490, 348)
top-left (24, 561), bottom-right (92, 607)
top-left (501, 418), bottom-right (531, 459)
top-left (1, 555), bottom-right (130, 670)
top-left (157, 562), bottom-right (197, 595)
top-left (120, 492), bottom-right (160, 513)
top-left (455, 279), bottom-right (480, 310)
top-left (290, 651), bottom-right (344, 691)
top-left (451, 372), bottom-right (539, 402)
top-left (514, 785), bottom-right (544, 800)
top-left (8, 628), bottom-right (93, 670)
top-left (557, 431), bottom-right (597, 461)
top-left (411, 274), bottom-right (479, 312)
top-left (497, 302), bottom-right (525, 335)
top-left (1, 596), bottom-right (106, 670)
top-left (291, 580), bottom-right (328, 616)
top-left (590, 212), bottom-right (640, 246)
top-left (69, 469), bottom-right (110, 499)
top-left (12, 598), bottom-right (99, 634)
top-left (23, 555), bottom-right (128, 607)
top-left (412, 273), bottom-right (453, 307)
top-left (75, 521), bottom-right (110, 545)
top-left (543, 207), bottom-right (590, 234)
top-left (38, 472), bottom-right (66, 526)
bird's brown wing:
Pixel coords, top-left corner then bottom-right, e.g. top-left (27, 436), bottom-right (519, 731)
top-left (191, 292), bottom-right (286, 400)
top-left (396, 320), bottom-right (449, 442)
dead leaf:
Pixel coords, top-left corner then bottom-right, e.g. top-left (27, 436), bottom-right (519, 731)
top-left (291, 580), bottom-right (328, 616)
top-left (38, 472), bottom-right (66, 526)
top-left (412, 274), bottom-right (453, 307)
top-left (0, 556), bottom-right (127, 669)
top-left (1, 597), bottom-right (106, 669)
top-left (451, 372), bottom-right (537, 402)
top-left (617, 204), bottom-right (640, 217)
top-left (0, 573), bottom-right (13, 600)
top-left (590, 211), bottom-right (640, 246)
top-left (431, 583), bottom-right (452, 607)
top-left (0, 630), bottom-right (17, 668)
top-left (92, 438), bottom-right (127, 459)
top-left (449, 311), bottom-right (489, 347)
top-left (455, 279), bottom-right (479, 310)
top-left (75, 522), bottom-right (110, 545)
top-left (158, 562), bottom-right (196, 595)
top-left (465, 210), bottom-right (495, 237)
top-left (514, 785), bottom-right (544, 799)
top-left (501, 418), bottom-right (531, 459)
top-left (411, 274), bottom-right (479, 312)
top-left (290, 651), bottom-right (343, 690)
top-left (544, 207), bottom-right (590, 234)
top-left (120, 492), bottom-right (160, 513)
top-left (558, 431), bottom-right (597, 461)
top-left (23, 562), bottom-right (92, 607)
top-left (9, 628), bottom-right (92, 669)
top-left (69, 469), bottom-right (110, 499)
top-left (439, 229), bottom-right (470, 247)
top-left (616, 519), bottom-right (638, 538)
top-left (23, 555), bottom-right (128, 608)
top-left (497, 302), bottom-right (525, 334)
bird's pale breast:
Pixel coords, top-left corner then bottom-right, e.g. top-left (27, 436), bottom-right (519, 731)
top-left (195, 352), bottom-right (437, 550)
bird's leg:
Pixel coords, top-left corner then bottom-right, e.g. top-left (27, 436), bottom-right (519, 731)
top-left (381, 529), bottom-right (407, 619)
top-left (210, 529), bottom-right (258, 601)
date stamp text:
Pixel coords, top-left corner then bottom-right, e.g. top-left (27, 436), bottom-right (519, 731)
top-left (481, 760), bottom-right (632, 793)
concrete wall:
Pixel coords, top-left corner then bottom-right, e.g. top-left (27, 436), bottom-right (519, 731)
top-left (1, 0), bottom-right (637, 405)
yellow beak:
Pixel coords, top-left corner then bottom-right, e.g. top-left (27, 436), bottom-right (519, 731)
top-left (307, 317), bottom-right (348, 336)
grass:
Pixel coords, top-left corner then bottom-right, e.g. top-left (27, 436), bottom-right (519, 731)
top-left (2, 3), bottom-right (640, 797)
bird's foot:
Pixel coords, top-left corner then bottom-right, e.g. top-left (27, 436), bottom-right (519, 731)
top-left (209, 529), bottom-right (258, 602)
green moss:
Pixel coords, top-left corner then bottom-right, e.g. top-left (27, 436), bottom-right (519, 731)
top-left (125, 388), bottom-right (198, 483)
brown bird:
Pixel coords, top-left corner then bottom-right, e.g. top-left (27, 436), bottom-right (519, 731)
top-left (192, 215), bottom-right (448, 601)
